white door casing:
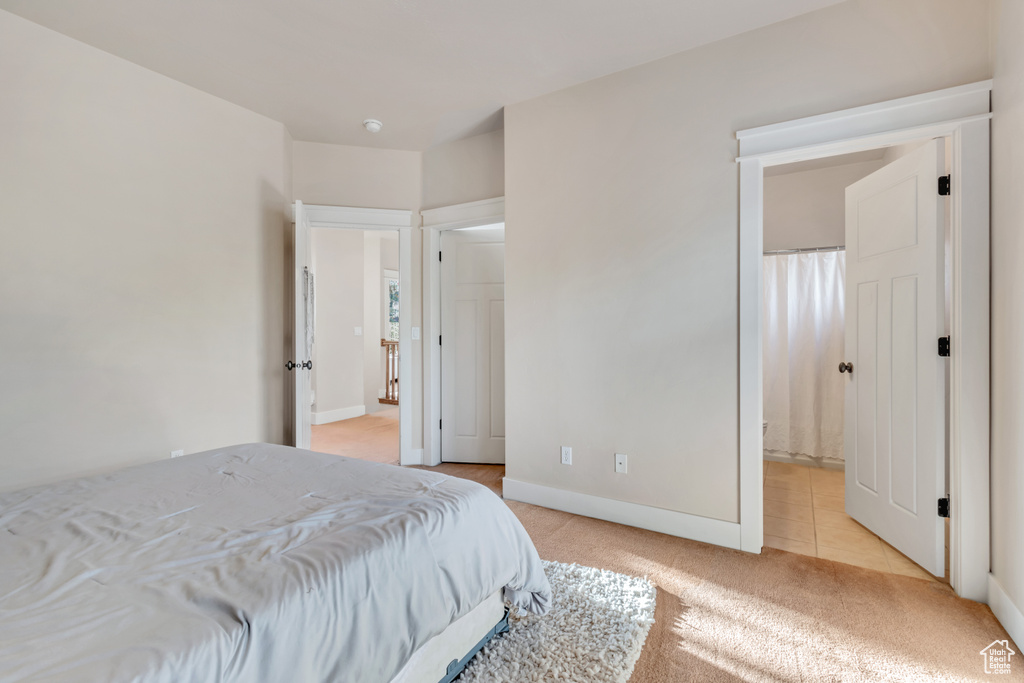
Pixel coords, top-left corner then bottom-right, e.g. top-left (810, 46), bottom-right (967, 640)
top-left (440, 226), bottom-right (505, 464)
top-left (843, 139), bottom-right (947, 576)
top-left (293, 200), bottom-right (313, 450)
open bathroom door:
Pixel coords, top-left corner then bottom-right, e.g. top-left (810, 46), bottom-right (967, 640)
top-left (842, 139), bottom-right (946, 577)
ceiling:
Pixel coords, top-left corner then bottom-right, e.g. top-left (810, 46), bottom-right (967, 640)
top-left (0, 0), bottom-right (843, 150)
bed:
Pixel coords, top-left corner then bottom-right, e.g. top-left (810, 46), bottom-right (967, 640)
top-left (0, 443), bottom-right (551, 682)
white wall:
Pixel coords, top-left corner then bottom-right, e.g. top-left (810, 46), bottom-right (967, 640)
top-left (293, 142), bottom-right (422, 210)
top-left (990, 0), bottom-right (1024, 640)
top-left (381, 233), bottom-right (400, 272)
top-left (881, 139), bottom-right (929, 165)
top-left (763, 160), bottom-right (883, 251)
top-left (422, 130), bottom-right (505, 210)
top-left (311, 228), bottom-right (365, 419)
top-left (0, 10), bottom-right (291, 491)
top-left (503, 0), bottom-right (992, 524)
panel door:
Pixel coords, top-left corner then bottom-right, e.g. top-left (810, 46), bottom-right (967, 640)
top-left (843, 140), bottom-right (946, 576)
top-left (440, 226), bottom-right (505, 463)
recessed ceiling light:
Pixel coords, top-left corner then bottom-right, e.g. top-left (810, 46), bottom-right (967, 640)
top-left (363, 119), bottom-right (383, 133)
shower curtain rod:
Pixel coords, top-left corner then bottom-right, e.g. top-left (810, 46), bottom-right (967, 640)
top-left (763, 245), bottom-right (845, 255)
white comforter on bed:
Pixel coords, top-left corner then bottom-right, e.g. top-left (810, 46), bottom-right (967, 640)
top-left (0, 443), bottom-right (551, 683)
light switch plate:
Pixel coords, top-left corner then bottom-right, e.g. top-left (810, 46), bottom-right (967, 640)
top-left (412, 327), bottom-right (421, 340)
top-left (354, 326), bottom-right (363, 336)
top-left (615, 453), bottom-right (628, 474)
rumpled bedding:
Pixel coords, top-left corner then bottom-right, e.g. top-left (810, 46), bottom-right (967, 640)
top-left (0, 443), bottom-right (551, 682)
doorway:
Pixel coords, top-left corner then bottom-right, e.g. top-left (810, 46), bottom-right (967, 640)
top-left (735, 80), bottom-right (991, 601)
top-left (421, 197), bottom-right (507, 467)
top-left (291, 202), bottom-right (415, 464)
top-left (759, 142), bottom-right (949, 582)
top-left (306, 228), bottom-right (401, 464)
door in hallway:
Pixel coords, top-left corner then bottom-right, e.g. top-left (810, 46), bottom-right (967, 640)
top-left (291, 201), bottom-right (313, 450)
top-left (440, 225), bottom-right (505, 464)
top-left (843, 139), bottom-right (947, 577)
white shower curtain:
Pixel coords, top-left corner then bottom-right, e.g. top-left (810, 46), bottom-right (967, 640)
top-left (763, 251), bottom-right (845, 460)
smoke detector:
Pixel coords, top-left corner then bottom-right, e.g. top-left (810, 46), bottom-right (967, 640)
top-left (363, 119), bottom-right (383, 133)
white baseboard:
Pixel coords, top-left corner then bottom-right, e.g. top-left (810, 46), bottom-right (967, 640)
top-left (312, 405), bottom-right (366, 425)
top-left (763, 450), bottom-right (844, 470)
top-left (400, 448), bottom-right (424, 467)
top-left (502, 478), bottom-right (742, 550)
top-left (989, 573), bottom-right (1024, 648)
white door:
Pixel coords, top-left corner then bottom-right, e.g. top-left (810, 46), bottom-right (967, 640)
top-left (292, 201), bottom-right (313, 449)
top-left (843, 139), bottom-right (947, 576)
top-left (440, 226), bottom-right (505, 463)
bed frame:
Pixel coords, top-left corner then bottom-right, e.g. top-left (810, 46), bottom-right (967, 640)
top-left (390, 590), bottom-right (508, 683)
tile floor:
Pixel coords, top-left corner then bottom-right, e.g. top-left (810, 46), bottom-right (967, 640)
top-left (763, 460), bottom-right (946, 582)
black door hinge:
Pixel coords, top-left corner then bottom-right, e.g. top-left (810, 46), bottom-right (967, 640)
top-left (439, 419), bottom-right (442, 430)
top-left (938, 336), bottom-right (950, 357)
top-left (938, 496), bottom-right (950, 518)
top-left (938, 175), bottom-right (951, 196)
top-left (439, 251), bottom-right (442, 262)
top-left (439, 335), bottom-right (442, 346)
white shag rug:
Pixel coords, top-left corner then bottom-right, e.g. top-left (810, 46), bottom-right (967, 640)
top-left (458, 561), bottom-right (656, 683)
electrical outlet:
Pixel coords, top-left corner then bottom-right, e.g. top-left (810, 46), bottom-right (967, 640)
top-left (170, 449), bottom-right (184, 459)
top-left (560, 446), bottom-right (572, 465)
top-left (615, 453), bottom-right (628, 474)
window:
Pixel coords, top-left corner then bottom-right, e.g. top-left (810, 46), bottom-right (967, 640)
top-left (384, 271), bottom-right (399, 341)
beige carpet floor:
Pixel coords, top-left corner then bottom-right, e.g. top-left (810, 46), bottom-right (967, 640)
top-left (309, 419), bottom-right (1020, 681)
top-left (510, 496), bottom-right (1016, 682)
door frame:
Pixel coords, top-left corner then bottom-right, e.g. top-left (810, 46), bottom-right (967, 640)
top-left (297, 203), bottom-right (416, 466)
top-left (736, 80), bottom-right (991, 601)
top-left (421, 197), bottom-right (505, 466)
